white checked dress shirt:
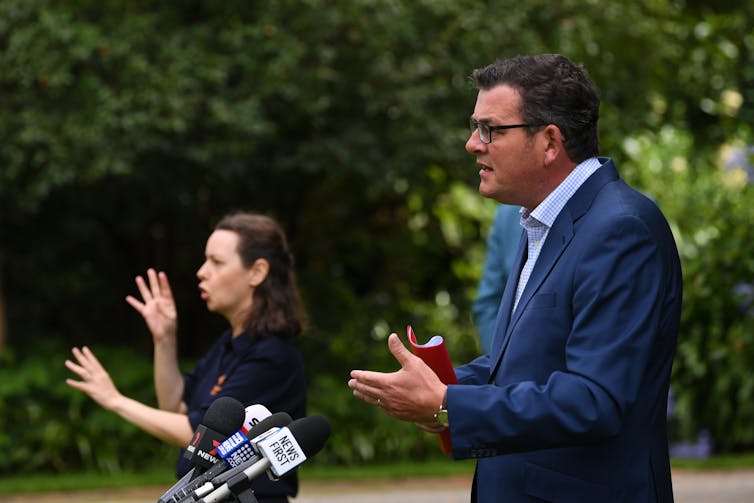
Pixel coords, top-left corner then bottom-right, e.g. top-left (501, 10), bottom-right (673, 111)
top-left (513, 157), bottom-right (604, 311)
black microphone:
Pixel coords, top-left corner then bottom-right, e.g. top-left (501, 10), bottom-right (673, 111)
top-left (196, 414), bottom-right (331, 503)
top-left (184, 397), bottom-right (245, 473)
top-left (160, 412), bottom-right (293, 503)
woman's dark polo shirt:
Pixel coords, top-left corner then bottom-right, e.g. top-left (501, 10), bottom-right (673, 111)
top-left (175, 329), bottom-right (307, 500)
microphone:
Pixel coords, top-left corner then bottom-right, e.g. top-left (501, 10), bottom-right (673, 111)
top-left (241, 403), bottom-right (271, 435)
top-left (158, 397), bottom-right (245, 503)
top-left (180, 397), bottom-right (270, 487)
top-left (160, 412), bottom-right (293, 503)
top-left (183, 402), bottom-right (270, 485)
top-left (183, 397), bottom-right (246, 472)
top-left (196, 414), bottom-right (331, 503)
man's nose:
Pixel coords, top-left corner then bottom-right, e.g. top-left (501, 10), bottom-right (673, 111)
top-left (465, 129), bottom-right (485, 154)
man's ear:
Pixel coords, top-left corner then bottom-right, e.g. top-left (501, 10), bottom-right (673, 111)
top-left (248, 258), bottom-right (270, 287)
top-left (542, 124), bottom-right (565, 166)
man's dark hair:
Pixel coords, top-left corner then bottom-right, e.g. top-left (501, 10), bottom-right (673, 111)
top-left (471, 54), bottom-right (600, 163)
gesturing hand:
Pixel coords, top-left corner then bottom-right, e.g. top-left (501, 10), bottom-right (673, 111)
top-left (65, 346), bottom-right (122, 411)
top-left (349, 333), bottom-right (447, 423)
top-left (125, 268), bottom-right (178, 344)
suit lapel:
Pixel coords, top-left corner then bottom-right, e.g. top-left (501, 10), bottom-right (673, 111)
top-left (487, 214), bottom-right (575, 382)
top-left (510, 211), bottom-right (575, 324)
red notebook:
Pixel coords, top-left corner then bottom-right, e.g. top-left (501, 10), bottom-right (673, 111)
top-left (407, 325), bottom-right (458, 454)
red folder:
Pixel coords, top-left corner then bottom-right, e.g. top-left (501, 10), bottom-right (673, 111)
top-left (407, 325), bottom-right (458, 454)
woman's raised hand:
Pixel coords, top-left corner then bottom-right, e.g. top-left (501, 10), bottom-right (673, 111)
top-left (125, 268), bottom-right (178, 344)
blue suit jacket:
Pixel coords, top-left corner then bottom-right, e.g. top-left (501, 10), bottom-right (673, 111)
top-left (448, 159), bottom-right (682, 502)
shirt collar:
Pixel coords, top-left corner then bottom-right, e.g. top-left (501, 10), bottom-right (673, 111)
top-left (524, 157), bottom-right (603, 228)
top-left (222, 330), bottom-right (255, 354)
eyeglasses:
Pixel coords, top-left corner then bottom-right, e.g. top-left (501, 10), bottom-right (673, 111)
top-left (469, 119), bottom-right (544, 144)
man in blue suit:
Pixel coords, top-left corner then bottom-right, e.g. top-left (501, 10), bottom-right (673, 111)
top-left (349, 53), bottom-right (682, 502)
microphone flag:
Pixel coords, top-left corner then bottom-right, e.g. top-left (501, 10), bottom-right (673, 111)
top-left (253, 425), bottom-right (307, 478)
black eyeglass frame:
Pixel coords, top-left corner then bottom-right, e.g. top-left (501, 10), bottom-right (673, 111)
top-left (469, 119), bottom-right (546, 144)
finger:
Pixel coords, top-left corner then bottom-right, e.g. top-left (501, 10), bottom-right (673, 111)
top-left (387, 333), bottom-right (415, 368)
top-left (158, 271), bottom-right (175, 302)
top-left (348, 374), bottom-right (376, 388)
top-left (135, 275), bottom-right (152, 302)
top-left (349, 369), bottom-right (387, 388)
top-left (350, 387), bottom-right (371, 402)
top-left (125, 295), bottom-right (145, 313)
top-left (348, 375), bottom-right (373, 395)
top-left (65, 356), bottom-right (93, 384)
top-left (65, 358), bottom-right (86, 377)
top-left (81, 346), bottom-right (106, 373)
top-left (71, 346), bottom-right (88, 365)
top-left (351, 387), bottom-right (381, 406)
top-left (348, 376), bottom-right (380, 401)
top-left (71, 346), bottom-right (96, 371)
top-left (66, 377), bottom-right (87, 390)
top-left (147, 268), bottom-right (161, 297)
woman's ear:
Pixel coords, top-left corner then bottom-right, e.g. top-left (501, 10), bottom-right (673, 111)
top-left (248, 258), bottom-right (270, 287)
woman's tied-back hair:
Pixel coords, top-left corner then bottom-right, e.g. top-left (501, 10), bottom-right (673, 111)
top-left (215, 212), bottom-right (307, 340)
top-left (470, 54), bottom-right (600, 163)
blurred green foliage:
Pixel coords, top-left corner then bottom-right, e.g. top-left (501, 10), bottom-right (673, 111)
top-left (621, 127), bottom-right (754, 451)
top-left (0, 0), bottom-right (753, 475)
top-left (0, 340), bottom-right (175, 474)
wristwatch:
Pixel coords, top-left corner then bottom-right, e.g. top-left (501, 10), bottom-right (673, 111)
top-left (434, 400), bottom-right (449, 427)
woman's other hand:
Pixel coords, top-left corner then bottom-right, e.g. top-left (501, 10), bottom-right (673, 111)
top-left (65, 346), bottom-right (122, 411)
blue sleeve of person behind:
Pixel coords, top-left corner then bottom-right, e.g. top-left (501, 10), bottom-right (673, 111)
top-left (472, 204), bottom-right (522, 354)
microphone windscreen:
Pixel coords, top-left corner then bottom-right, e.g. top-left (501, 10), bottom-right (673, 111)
top-left (203, 396), bottom-right (245, 436)
top-left (287, 414), bottom-right (331, 457)
top-left (248, 411), bottom-right (292, 438)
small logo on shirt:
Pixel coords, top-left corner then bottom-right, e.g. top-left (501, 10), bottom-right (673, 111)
top-left (210, 374), bottom-right (227, 396)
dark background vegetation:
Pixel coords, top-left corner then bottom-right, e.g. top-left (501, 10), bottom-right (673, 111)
top-left (1, 0), bottom-right (753, 476)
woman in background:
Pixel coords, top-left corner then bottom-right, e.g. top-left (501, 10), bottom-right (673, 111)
top-left (66, 212), bottom-right (307, 503)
